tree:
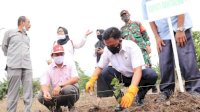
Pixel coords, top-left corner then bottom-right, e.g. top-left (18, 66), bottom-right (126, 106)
top-left (192, 31), bottom-right (200, 68)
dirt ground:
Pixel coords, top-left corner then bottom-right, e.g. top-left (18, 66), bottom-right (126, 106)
top-left (0, 90), bottom-right (200, 112)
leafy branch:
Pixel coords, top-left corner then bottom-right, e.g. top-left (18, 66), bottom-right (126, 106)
top-left (111, 77), bottom-right (124, 103)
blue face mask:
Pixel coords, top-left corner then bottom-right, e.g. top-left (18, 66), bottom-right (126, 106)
top-left (53, 56), bottom-right (64, 64)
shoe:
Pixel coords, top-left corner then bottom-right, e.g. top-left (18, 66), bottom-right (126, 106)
top-left (69, 106), bottom-right (77, 112)
top-left (154, 93), bottom-right (169, 103)
top-left (135, 96), bottom-right (144, 106)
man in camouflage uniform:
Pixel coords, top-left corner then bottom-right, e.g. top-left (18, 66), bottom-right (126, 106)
top-left (120, 10), bottom-right (151, 67)
top-left (120, 10), bottom-right (158, 94)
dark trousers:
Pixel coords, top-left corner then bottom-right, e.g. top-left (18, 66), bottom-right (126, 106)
top-left (159, 29), bottom-right (200, 97)
top-left (97, 66), bottom-right (157, 100)
top-left (38, 85), bottom-right (79, 110)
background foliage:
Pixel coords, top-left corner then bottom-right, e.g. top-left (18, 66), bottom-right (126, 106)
top-left (192, 31), bottom-right (200, 68)
top-left (75, 61), bottom-right (90, 91)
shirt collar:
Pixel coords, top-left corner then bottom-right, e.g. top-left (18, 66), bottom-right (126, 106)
top-left (120, 40), bottom-right (126, 52)
top-left (17, 28), bottom-right (27, 35)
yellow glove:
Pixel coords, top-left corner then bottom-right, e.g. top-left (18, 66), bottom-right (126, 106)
top-left (120, 85), bottom-right (139, 108)
top-left (85, 75), bottom-right (98, 93)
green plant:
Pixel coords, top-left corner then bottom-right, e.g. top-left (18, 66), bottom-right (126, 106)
top-left (75, 61), bottom-right (90, 91)
top-left (111, 77), bottom-right (124, 103)
top-left (152, 64), bottom-right (160, 83)
top-left (192, 31), bottom-right (200, 68)
top-left (32, 79), bottom-right (41, 96)
top-left (0, 79), bottom-right (8, 100)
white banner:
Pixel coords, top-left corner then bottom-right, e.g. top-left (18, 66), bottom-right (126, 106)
top-left (146, 0), bottom-right (187, 21)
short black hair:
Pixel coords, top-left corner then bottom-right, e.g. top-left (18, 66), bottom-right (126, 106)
top-left (18, 16), bottom-right (26, 26)
top-left (102, 27), bottom-right (121, 40)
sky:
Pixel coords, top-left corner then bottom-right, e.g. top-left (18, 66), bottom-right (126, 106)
top-left (0, 0), bottom-right (200, 81)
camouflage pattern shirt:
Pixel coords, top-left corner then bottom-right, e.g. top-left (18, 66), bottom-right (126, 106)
top-left (121, 21), bottom-right (151, 66)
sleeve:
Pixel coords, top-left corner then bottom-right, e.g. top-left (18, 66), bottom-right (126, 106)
top-left (131, 43), bottom-right (145, 68)
top-left (139, 22), bottom-right (151, 46)
top-left (120, 26), bottom-right (126, 38)
top-left (2, 31), bottom-right (10, 56)
top-left (40, 70), bottom-right (51, 86)
top-left (72, 37), bottom-right (87, 49)
top-left (97, 48), bottom-right (109, 68)
top-left (141, 0), bottom-right (148, 20)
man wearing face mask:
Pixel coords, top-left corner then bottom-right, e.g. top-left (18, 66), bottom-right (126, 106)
top-left (120, 10), bottom-right (158, 94)
top-left (85, 27), bottom-right (157, 110)
top-left (38, 44), bottom-right (80, 112)
top-left (2, 16), bottom-right (33, 112)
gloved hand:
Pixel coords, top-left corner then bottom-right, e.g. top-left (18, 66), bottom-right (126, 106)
top-left (120, 85), bottom-right (139, 108)
top-left (85, 75), bottom-right (98, 93)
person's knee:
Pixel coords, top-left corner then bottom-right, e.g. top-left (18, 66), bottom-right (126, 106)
top-left (144, 68), bottom-right (158, 82)
top-left (61, 85), bottom-right (79, 95)
top-left (101, 67), bottom-right (110, 77)
top-left (101, 66), bottom-right (114, 78)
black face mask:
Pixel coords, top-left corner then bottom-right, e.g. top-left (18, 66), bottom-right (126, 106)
top-left (107, 43), bottom-right (121, 54)
top-left (57, 35), bottom-right (70, 45)
top-left (97, 35), bottom-right (103, 41)
top-left (122, 16), bottom-right (130, 23)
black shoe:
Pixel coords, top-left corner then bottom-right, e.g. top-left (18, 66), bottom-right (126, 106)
top-left (135, 96), bottom-right (144, 106)
top-left (154, 93), bottom-right (169, 103)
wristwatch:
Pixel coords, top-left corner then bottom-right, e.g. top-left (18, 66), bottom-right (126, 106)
top-left (177, 26), bottom-right (184, 32)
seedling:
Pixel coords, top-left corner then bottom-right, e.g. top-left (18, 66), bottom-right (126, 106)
top-left (111, 78), bottom-right (130, 112)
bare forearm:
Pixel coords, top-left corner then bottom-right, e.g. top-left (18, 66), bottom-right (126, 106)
top-left (150, 22), bottom-right (160, 38)
top-left (92, 67), bottom-right (102, 78)
top-left (131, 66), bottom-right (142, 87)
top-left (177, 14), bottom-right (184, 27)
top-left (60, 77), bottom-right (80, 87)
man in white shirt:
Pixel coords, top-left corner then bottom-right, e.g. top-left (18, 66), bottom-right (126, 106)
top-left (85, 27), bottom-right (157, 110)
